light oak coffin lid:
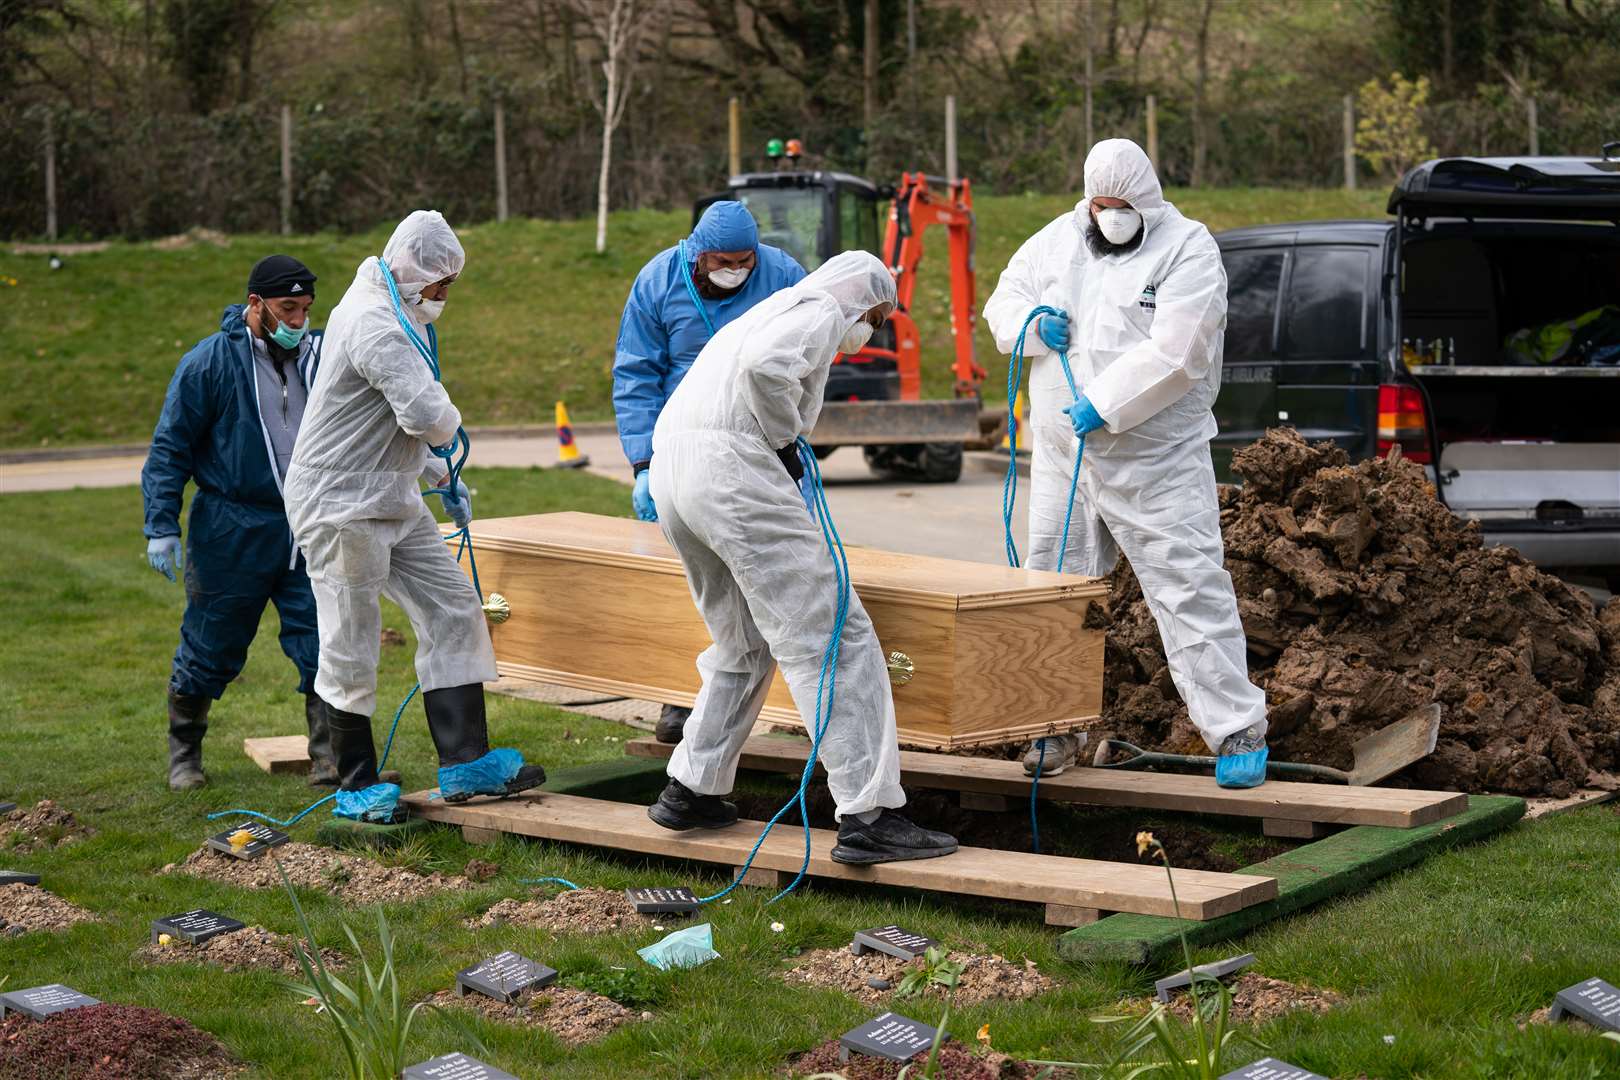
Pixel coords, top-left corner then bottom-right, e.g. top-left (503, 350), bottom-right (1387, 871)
top-left (462, 512), bottom-right (1106, 611)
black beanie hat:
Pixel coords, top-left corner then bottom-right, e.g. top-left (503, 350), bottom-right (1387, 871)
top-left (247, 254), bottom-right (316, 300)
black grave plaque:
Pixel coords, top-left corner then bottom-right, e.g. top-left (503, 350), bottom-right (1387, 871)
top-left (1218, 1059), bottom-right (1329, 1080)
top-left (0, 869), bottom-right (41, 886)
top-left (402, 1052), bottom-right (519, 1080)
top-left (0, 984), bottom-right (101, 1020)
top-left (0, 802), bottom-right (16, 815)
top-left (626, 886), bottom-right (699, 914)
top-left (838, 1011), bottom-right (941, 1063)
top-left (151, 909), bottom-right (247, 945)
top-left (850, 925), bottom-right (937, 960)
top-left (206, 822), bottom-right (290, 860)
top-left (455, 951), bottom-right (558, 1003)
top-left (1548, 977), bottom-right (1620, 1033)
top-left (1155, 952), bottom-right (1257, 1002)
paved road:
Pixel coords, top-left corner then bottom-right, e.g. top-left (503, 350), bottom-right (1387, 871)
top-left (2, 431), bottom-right (1027, 566)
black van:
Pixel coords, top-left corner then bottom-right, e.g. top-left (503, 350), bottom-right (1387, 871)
top-left (1211, 154), bottom-right (1620, 569)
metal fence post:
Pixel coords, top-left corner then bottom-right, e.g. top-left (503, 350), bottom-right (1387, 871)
top-left (44, 110), bottom-right (58, 241)
top-left (728, 97), bottom-right (741, 177)
top-left (1145, 94), bottom-right (1158, 171)
top-left (1343, 93), bottom-right (1356, 191)
top-left (280, 104), bottom-right (292, 236)
top-left (494, 99), bottom-right (509, 222)
top-left (1527, 95), bottom-right (1539, 156)
top-left (945, 94), bottom-right (957, 186)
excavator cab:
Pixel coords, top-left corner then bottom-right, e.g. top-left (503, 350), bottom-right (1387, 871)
top-left (694, 164), bottom-right (984, 481)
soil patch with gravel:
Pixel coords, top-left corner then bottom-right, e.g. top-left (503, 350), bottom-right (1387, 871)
top-left (162, 842), bottom-right (470, 904)
top-left (1161, 973), bottom-right (1343, 1026)
top-left (466, 887), bottom-right (656, 934)
top-left (428, 987), bottom-right (638, 1045)
top-left (783, 948), bottom-right (1055, 1006)
top-left (1085, 429), bottom-right (1620, 798)
top-left (3, 800), bottom-right (93, 853)
top-left (0, 1003), bottom-right (239, 1079)
top-left (137, 925), bottom-right (343, 975)
top-left (0, 883), bottom-right (96, 935)
top-left (789, 1038), bottom-right (1053, 1079)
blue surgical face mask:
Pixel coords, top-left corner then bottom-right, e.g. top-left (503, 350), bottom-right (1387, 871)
top-left (263, 305), bottom-right (307, 349)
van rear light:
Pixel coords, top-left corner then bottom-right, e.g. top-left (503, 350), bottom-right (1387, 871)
top-left (1376, 383), bottom-right (1431, 464)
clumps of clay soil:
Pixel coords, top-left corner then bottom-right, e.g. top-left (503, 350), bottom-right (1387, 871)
top-left (466, 887), bottom-right (650, 934)
top-left (462, 858), bottom-right (500, 882)
top-left (789, 1038), bottom-right (1050, 1079)
top-left (137, 925), bottom-right (343, 975)
top-left (163, 842), bottom-right (469, 904)
top-left (0, 883), bottom-right (96, 935)
top-left (1094, 429), bottom-right (1620, 797)
top-left (0, 1003), bottom-right (238, 1079)
top-left (3, 800), bottom-right (92, 853)
top-left (783, 948), bottom-right (1055, 1006)
top-left (1161, 973), bottom-right (1342, 1025)
top-left (428, 987), bottom-right (637, 1045)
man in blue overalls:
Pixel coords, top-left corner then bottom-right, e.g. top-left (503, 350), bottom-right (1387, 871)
top-left (142, 255), bottom-right (335, 791)
top-left (613, 200), bottom-right (806, 743)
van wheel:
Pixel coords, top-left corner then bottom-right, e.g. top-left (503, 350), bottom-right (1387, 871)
top-left (862, 442), bottom-right (963, 483)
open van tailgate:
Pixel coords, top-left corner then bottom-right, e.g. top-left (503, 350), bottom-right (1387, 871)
top-left (1440, 441), bottom-right (1620, 562)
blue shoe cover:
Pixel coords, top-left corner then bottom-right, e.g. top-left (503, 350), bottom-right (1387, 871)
top-left (1216, 747), bottom-right (1269, 789)
top-left (637, 923), bottom-right (719, 971)
top-left (334, 782), bottom-right (402, 822)
top-left (438, 748), bottom-right (525, 798)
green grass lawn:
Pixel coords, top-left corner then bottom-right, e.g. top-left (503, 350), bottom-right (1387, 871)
top-left (0, 188), bottom-right (1388, 450)
top-left (4, 471), bottom-right (1618, 1077)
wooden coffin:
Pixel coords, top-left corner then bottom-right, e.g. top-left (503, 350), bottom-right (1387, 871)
top-left (456, 512), bottom-right (1106, 750)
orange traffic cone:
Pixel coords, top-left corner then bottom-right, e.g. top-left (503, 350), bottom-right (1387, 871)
top-left (1002, 389), bottom-right (1028, 451)
top-left (555, 401), bottom-right (590, 469)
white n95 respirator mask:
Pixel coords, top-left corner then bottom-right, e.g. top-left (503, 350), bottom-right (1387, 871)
top-left (1096, 207), bottom-right (1142, 245)
top-left (707, 266), bottom-right (751, 290)
top-left (838, 321), bottom-right (875, 355)
top-left (417, 298), bottom-right (446, 324)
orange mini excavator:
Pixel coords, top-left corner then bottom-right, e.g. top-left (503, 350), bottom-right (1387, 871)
top-left (695, 155), bottom-right (986, 482)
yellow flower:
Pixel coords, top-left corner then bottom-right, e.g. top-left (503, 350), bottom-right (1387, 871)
top-left (157, 933), bottom-right (173, 946)
top-left (976, 1023), bottom-right (991, 1046)
top-left (228, 828), bottom-right (254, 850)
top-left (1135, 830), bottom-right (1156, 858)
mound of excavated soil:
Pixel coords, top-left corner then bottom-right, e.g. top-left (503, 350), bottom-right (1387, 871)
top-left (3, 800), bottom-right (92, 853)
top-left (789, 1038), bottom-right (1051, 1079)
top-left (137, 925), bottom-right (343, 975)
top-left (0, 1003), bottom-right (238, 1079)
top-left (0, 883), bottom-right (96, 935)
top-left (782, 948), bottom-right (1055, 1006)
top-left (1093, 429), bottom-right (1620, 798)
top-left (162, 842), bottom-right (470, 904)
top-left (466, 887), bottom-right (651, 934)
top-left (1161, 973), bottom-right (1343, 1025)
top-left (427, 987), bottom-right (637, 1045)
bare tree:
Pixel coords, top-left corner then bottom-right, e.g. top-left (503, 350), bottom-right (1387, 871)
top-left (1190, 0), bottom-right (1215, 186)
top-left (570, 0), bottom-right (658, 253)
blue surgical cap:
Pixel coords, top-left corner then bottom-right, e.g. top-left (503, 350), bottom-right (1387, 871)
top-left (689, 201), bottom-right (759, 256)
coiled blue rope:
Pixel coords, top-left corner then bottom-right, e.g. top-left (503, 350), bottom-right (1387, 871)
top-left (1003, 306), bottom-right (1090, 854)
top-left (208, 260), bottom-right (482, 829)
top-left (697, 436), bottom-right (850, 907)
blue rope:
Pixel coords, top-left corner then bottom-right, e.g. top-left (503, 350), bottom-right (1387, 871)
top-left (697, 436), bottom-right (850, 907)
top-left (209, 259), bottom-right (484, 829)
top-left (676, 240), bottom-right (718, 337)
top-left (1029, 740), bottom-right (1046, 854)
top-left (518, 876), bottom-right (581, 891)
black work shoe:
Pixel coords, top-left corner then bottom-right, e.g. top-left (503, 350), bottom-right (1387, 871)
top-left (647, 779), bottom-right (738, 831)
top-left (655, 705), bottom-right (690, 745)
top-left (167, 690), bottom-right (211, 791)
top-left (831, 810), bottom-right (958, 865)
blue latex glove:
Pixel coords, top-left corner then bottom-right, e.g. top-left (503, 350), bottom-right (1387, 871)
top-left (146, 536), bottom-right (182, 582)
top-left (333, 782), bottom-right (403, 822)
top-left (798, 470), bottom-right (817, 514)
top-left (1216, 747), bottom-right (1269, 789)
top-left (439, 748), bottom-right (525, 799)
top-left (1038, 310), bottom-right (1070, 352)
top-left (633, 470), bottom-right (658, 522)
top-left (1063, 395), bottom-right (1106, 438)
top-left (439, 480), bottom-right (472, 529)
top-left (638, 923), bottom-right (720, 971)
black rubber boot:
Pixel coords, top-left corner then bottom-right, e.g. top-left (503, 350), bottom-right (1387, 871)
top-left (654, 704), bottom-right (690, 745)
top-left (423, 683), bottom-right (545, 803)
top-left (647, 779), bottom-right (738, 831)
top-left (325, 700), bottom-right (406, 824)
top-left (167, 690), bottom-right (211, 791)
top-left (305, 693), bottom-right (339, 788)
top-left (831, 809), bottom-right (958, 865)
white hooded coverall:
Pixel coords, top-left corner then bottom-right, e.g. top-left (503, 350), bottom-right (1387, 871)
top-left (284, 210), bottom-right (495, 717)
top-left (983, 139), bottom-right (1266, 751)
top-left (650, 251), bottom-right (906, 819)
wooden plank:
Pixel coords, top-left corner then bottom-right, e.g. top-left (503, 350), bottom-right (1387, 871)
top-left (243, 736), bottom-right (310, 775)
top-left (1263, 818), bottom-right (1332, 839)
top-left (402, 790), bottom-right (1276, 921)
top-left (624, 736), bottom-right (1469, 829)
top-left (1046, 904), bottom-right (1104, 928)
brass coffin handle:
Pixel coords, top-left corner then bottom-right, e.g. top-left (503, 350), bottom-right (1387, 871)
top-left (483, 592), bottom-right (512, 624)
top-left (887, 650), bottom-right (915, 686)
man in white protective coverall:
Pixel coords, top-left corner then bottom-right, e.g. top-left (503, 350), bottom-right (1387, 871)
top-left (983, 139), bottom-right (1271, 789)
top-left (285, 210), bottom-right (546, 823)
top-left (645, 250), bottom-right (960, 864)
